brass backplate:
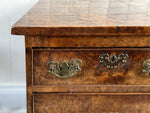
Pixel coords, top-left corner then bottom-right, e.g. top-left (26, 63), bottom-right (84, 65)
top-left (98, 53), bottom-right (129, 69)
top-left (47, 59), bottom-right (82, 79)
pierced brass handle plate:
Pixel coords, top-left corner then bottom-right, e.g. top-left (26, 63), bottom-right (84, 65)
top-left (98, 53), bottom-right (129, 69)
top-left (143, 60), bottom-right (150, 74)
top-left (47, 59), bottom-right (82, 79)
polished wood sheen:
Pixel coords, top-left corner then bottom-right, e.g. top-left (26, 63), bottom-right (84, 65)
top-left (12, 0), bottom-right (150, 36)
top-left (33, 48), bottom-right (150, 85)
top-left (11, 0), bottom-right (150, 113)
top-left (33, 93), bottom-right (150, 113)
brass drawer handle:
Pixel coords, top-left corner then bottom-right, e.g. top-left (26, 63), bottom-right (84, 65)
top-left (143, 60), bottom-right (150, 74)
top-left (98, 53), bottom-right (129, 69)
top-left (47, 59), bottom-right (82, 79)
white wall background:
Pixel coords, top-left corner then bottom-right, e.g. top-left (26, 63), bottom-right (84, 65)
top-left (0, 0), bottom-right (39, 86)
top-left (0, 0), bottom-right (38, 85)
top-left (0, 0), bottom-right (38, 112)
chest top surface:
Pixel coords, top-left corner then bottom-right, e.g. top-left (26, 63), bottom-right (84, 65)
top-left (12, 0), bottom-right (150, 36)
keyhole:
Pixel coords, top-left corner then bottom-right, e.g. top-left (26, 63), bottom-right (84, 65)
top-left (111, 55), bottom-right (116, 62)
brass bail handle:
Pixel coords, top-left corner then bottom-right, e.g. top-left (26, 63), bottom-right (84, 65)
top-left (143, 60), bottom-right (150, 74)
top-left (98, 53), bottom-right (129, 69)
top-left (47, 59), bottom-right (82, 79)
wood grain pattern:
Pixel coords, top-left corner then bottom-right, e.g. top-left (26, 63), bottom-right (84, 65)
top-left (11, 0), bottom-right (150, 112)
top-left (25, 37), bottom-right (33, 113)
top-left (31, 35), bottom-right (150, 47)
top-left (33, 93), bottom-right (150, 113)
top-left (32, 85), bottom-right (150, 93)
top-left (33, 48), bottom-right (150, 85)
top-left (11, 0), bottom-right (150, 36)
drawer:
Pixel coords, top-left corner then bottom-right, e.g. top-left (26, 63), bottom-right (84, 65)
top-left (31, 36), bottom-right (150, 48)
top-left (33, 93), bottom-right (150, 113)
top-left (33, 48), bottom-right (150, 85)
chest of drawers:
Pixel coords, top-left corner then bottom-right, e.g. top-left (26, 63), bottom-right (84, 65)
top-left (12, 0), bottom-right (150, 113)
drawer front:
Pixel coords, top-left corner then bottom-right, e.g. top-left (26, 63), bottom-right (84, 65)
top-left (31, 36), bottom-right (150, 48)
top-left (33, 93), bottom-right (150, 113)
top-left (33, 48), bottom-right (150, 85)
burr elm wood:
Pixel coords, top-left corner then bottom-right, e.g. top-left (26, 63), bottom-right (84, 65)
top-left (33, 48), bottom-right (150, 85)
top-left (11, 0), bottom-right (150, 36)
top-left (34, 93), bottom-right (150, 113)
top-left (11, 0), bottom-right (150, 113)
top-left (31, 35), bottom-right (150, 48)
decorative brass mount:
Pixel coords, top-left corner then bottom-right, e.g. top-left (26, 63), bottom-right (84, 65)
top-left (143, 60), bottom-right (150, 74)
top-left (98, 53), bottom-right (129, 69)
top-left (47, 59), bottom-right (82, 79)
